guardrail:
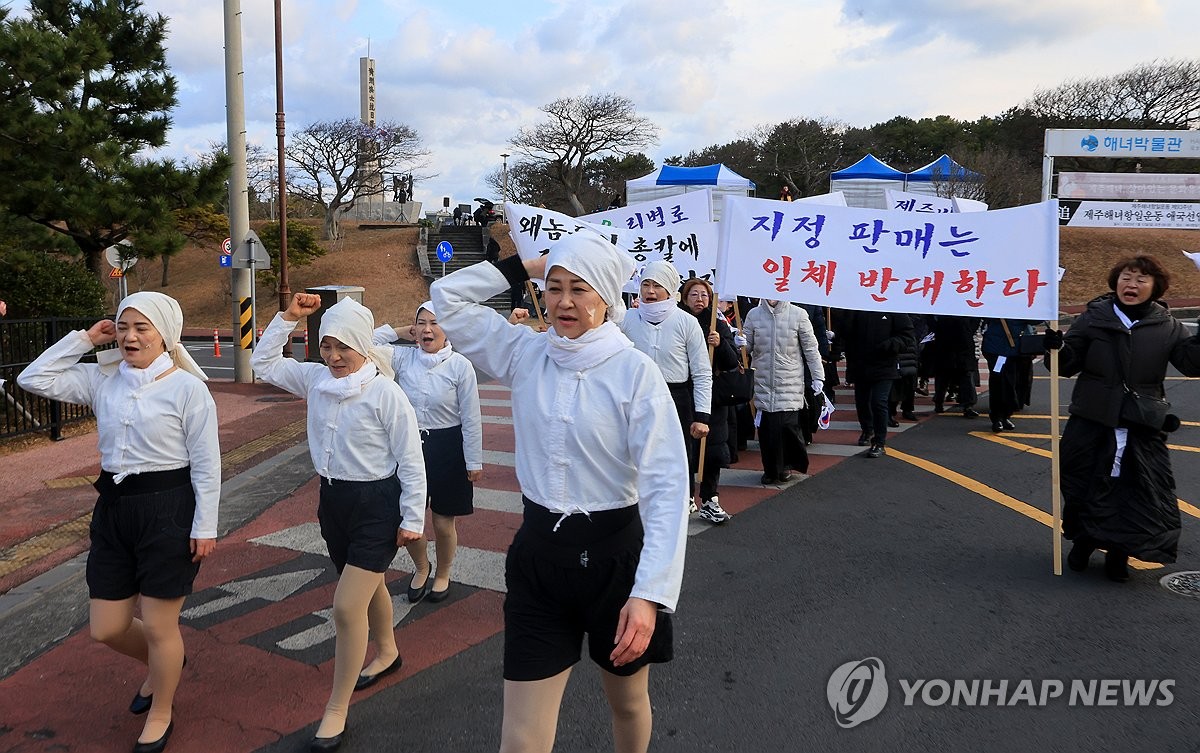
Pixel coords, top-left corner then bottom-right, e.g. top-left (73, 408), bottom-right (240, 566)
top-left (0, 318), bottom-right (111, 441)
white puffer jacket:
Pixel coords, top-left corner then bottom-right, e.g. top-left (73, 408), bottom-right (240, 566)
top-left (743, 301), bottom-right (823, 412)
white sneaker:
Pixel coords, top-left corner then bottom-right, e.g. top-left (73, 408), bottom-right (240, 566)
top-left (688, 499), bottom-right (699, 514)
top-left (698, 497), bottom-right (731, 524)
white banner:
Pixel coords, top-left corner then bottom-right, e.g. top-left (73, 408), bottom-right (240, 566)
top-left (582, 189), bottom-right (712, 228)
top-left (1058, 172), bottom-right (1200, 201)
top-left (884, 189), bottom-right (954, 214)
top-left (1063, 201), bottom-right (1200, 229)
top-left (504, 202), bottom-right (635, 261)
top-left (952, 197), bottom-right (989, 213)
top-left (717, 197), bottom-right (1059, 319)
top-left (1044, 129), bottom-right (1200, 159)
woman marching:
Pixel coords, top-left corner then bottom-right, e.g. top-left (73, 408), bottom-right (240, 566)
top-left (430, 233), bottom-right (689, 753)
top-left (372, 302), bottom-right (483, 603)
top-left (252, 294), bottom-right (427, 751)
top-left (680, 277), bottom-right (739, 524)
top-left (1046, 255), bottom-right (1200, 582)
top-left (18, 292), bottom-right (219, 753)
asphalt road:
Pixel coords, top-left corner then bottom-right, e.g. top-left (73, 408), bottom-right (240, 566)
top-left (248, 367), bottom-right (1200, 753)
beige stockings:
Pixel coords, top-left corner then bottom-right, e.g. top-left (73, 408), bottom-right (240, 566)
top-left (404, 512), bottom-right (458, 591)
top-left (90, 595), bottom-right (186, 744)
top-left (499, 666), bottom-right (652, 753)
top-left (316, 565), bottom-right (394, 739)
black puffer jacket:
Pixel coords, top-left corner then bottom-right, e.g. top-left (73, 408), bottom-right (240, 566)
top-left (1057, 294), bottom-right (1200, 428)
top-left (836, 310), bottom-right (915, 383)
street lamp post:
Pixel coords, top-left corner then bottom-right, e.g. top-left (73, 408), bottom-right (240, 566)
top-left (500, 153), bottom-right (510, 204)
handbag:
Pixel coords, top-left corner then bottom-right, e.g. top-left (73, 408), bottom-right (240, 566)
top-left (712, 365), bottom-right (755, 406)
top-left (1113, 346), bottom-right (1171, 431)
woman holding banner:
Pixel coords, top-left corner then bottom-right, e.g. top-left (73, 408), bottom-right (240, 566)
top-left (1046, 255), bottom-right (1200, 582)
top-left (430, 233), bottom-right (688, 753)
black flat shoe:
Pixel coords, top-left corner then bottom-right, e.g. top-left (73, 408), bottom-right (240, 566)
top-left (130, 690), bottom-right (152, 715)
top-left (130, 656), bottom-right (185, 714)
top-left (962, 408), bottom-right (980, 419)
top-left (901, 411), bottom-right (918, 421)
top-left (406, 566), bottom-right (431, 603)
top-left (887, 418), bottom-right (900, 428)
top-left (427, 584), bottom-right (451, 603)
top-left (856, 432), bottom-right (873, 446)
top-left (1067, 542), bottom-right (1094, 572)
top-left (991, 421), bottom-right (1004, 433)
top-left (1001, 419), bottom-right (1016, 431)
top-left (310, 727), bottom-right (347, 752)
top-left (355, 655), bottom-right (402, 691)
top-left (759, 474), bottom-right (778, 485)
top-left (133, 721), bottom-right (173, 753)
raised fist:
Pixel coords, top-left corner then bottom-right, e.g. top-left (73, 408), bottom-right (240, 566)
top-left (87, 319), bottom-right (117, 347)
top-left (285, 293), bottom-right (322, 320)
top-left (509, 308), bottom-right (531, 325)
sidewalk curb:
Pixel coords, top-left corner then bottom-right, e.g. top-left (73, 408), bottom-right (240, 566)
top-left (0, 442), bottom-right (315, 679)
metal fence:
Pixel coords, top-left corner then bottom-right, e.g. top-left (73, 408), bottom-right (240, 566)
top-left (0, 318), bottom-right (109, 441)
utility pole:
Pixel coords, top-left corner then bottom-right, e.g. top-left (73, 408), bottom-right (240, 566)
top-left (501, 153), bottom-right (510, 203)
top-left (274, 0), bottom-right (291, 356)
top-left (224, 0), bottom-right (253, 382)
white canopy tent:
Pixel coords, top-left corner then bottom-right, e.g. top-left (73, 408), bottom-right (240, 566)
top-left (625, 164), bottom-right (755, 220)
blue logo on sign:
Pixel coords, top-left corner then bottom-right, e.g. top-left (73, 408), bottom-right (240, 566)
top-left (1080, 135), bottom-right (1099, 152)
top-left (219, 255), bottom-right (232, 268)
top-left (436, 241), bottom-right (454, 263)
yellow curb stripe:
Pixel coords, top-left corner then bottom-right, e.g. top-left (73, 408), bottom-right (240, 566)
top-left (1011, 415), bottom-right (1200, 428)
top-left (43, 476), bottom-right (98, 490)
top-left (967, 432), bottom-right (1200, 520)
top-left (220, 419), bottom-right (307, 467)
top-left (884, 447), bottom-right (1162, 571)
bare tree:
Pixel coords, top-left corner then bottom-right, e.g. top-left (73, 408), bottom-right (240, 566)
top-left (286, 118), bottom-right (428, 239)
top-left (510, 94), bottom-right (659, 215)
top-left (752, 118), bottom-right (848, 198)
top-left (1025, 58), bottom-right (1200, 128)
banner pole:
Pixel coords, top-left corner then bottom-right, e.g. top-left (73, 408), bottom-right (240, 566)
top-left (733, 301), bottom-right (755, 419)
top-left (1050, 319), bottom-right (1063, 576)
top-left (525, 280), bottom-right (546, 328)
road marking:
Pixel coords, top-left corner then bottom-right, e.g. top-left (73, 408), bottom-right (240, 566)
top-left (43, 476), bottom-right (96, 489)
top-left (277, 594), bottom-right (415, 651)
top-left (181, 568), bottom-right (324, 619)
top-left (1012, 415), bottom-right (1200, 427)
top-left (969, 432), bottom-right (1200, 521)
top-left (221, 419), bottom-right (307, 466)
top-left (884, 447), bottom-right (1162, 570)
top-left (0, 515), bottom-right (92, 577)
top-left (980, 430), bottom-right (1199, 455)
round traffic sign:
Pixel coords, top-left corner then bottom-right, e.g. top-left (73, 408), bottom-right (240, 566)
top-left (104, 240), bottom-right (137, 271)
top-left (222, 237), bottom-right (233, 256)
top-left (436, 241), bottom-right (454, 263)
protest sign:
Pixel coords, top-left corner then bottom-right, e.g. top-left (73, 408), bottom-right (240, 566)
top-left (717, 196), bottom-right (1059, 319)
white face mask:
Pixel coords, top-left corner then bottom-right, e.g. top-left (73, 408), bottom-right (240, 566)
top-left (639, 298), bottom-right (677, 324)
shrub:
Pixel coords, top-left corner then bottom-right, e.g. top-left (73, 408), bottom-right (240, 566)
top-left (0, 250), bottom-right (106, 318)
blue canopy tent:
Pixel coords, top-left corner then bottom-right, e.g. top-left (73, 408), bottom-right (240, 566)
top-left (829, 154), bottom-right (906, 209)
top-left (905, 154), bottom-right (984, 198)
top-left (625, 164), bottom-right (755, 220)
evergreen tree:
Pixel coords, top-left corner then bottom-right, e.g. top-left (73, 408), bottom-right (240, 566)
top-left (0, 0), bottom-right (228, 277)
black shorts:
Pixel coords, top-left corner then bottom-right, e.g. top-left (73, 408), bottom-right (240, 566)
top-left (422, 426), bottom-right (474, 517)
top-left (503, 499), bottom-right (674, 682)
top-left (318, 475), bottom-right (403, 574)
top-left (87, 468), bottom-right (201, 601)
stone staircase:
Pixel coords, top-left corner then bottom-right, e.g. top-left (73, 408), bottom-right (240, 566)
top-left (421, 225), bottom-right (510, 313)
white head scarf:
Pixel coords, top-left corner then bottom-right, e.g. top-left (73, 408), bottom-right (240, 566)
top-left (96, 291), bottom-right (207, 381)
top-left (639, 260), bottom-right (681, 301)
top-left (544, 231), bottom-right (635, 326)
top-left (414, 300), bottom-right (453, 368)
top-left (319, 297), bottom-right (395, 380)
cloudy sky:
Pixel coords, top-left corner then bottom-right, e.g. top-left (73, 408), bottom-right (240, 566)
top-left (112, 1), bottom-right (1200, 208)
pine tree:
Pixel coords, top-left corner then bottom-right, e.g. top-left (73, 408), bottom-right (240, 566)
top-left (0, 0), bottom-right (228, 277)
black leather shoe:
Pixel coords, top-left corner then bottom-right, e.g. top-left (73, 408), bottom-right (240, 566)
top-left (759, 474), bottom-right (778, 485)
top-left (962, 408), bottom-right (980, 419)
top-left (887, 417), bottom-right (900, 428)
top-left (777, 472), bottom-right (794, 483)
top-left (130, 691), bottom-right (153, 715)
top-left (406, 566), bottom-right (431, 603)
top-left (866, 444), bottom-right (885, 459)
top-left (355, 655), bottom-right (402, 691)
top-left (310, 727), bottom-right (347, 753)
top-left (991, 421), bottom-right (1004, 433)
top-left (427, 584), bottom-right (451, 603)
top-left (1001, 419), bottom-right (1016, 431)
top-left (133, 721), bottom-right (173, 753)
top-left (1104, 551), bottom-right (1130, 582)
top-left (1067, 542), bottom-right (1094, 572)
top-left (856, 432), bottom-right (872, 446)
top-left (901, 411), bottom-right (918, 421)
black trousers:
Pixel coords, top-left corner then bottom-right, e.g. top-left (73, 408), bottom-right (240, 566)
top-left (758, 410), bottom-right (808, 477)
top-left (855, 379), bottom-right (893, 445)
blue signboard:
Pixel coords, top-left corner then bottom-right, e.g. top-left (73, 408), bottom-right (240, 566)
top-left (219, 254), bottom-right (232, 268)
top-left (436, 241), bottom-right (454, 263)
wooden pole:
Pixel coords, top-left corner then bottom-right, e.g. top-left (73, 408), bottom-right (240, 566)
top-left (1050, 319), bottom-right (1063, 575)
top-left (525, 280), bottom-right (546, 328)
top-left (694, 298), bottom-right (719, 509)
top-left (732, 302), bottom-right (756, 419)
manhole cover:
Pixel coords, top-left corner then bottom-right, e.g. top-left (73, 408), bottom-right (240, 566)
top-left (256, 396), bottom-right (300, 403)
top-left (1159, 571), bottom-right (1200, 599)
